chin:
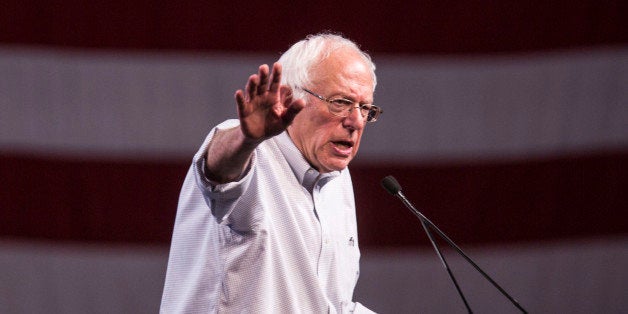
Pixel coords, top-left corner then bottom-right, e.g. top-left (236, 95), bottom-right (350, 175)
top-left (323, 160), bottom-right (352, 172)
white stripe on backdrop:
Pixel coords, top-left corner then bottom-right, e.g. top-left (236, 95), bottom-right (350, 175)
top-left (2, 46), bottom-right (627, 160)
top-left (1, 238), bottom-right (627, 313)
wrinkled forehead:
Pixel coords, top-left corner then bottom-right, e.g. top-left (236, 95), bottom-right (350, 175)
top-left (309, 48), bottom-right (375, 93)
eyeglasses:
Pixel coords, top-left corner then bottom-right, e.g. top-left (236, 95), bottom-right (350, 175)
top-left (301, 88), bottom-right (383, 122)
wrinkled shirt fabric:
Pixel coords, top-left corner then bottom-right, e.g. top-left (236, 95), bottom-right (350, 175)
top-left (160, 120), bottom-right (374, 313)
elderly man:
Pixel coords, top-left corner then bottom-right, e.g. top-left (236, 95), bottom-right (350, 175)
top-left (161, 33), bottom-right (382, 313)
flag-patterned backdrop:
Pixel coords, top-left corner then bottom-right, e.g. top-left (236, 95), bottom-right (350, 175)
top-left (1, 1), bottom-right (627, 313)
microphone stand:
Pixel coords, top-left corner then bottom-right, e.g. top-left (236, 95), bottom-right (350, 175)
top-left (383, 176), bottom-right (528, 313)
top-left (417, 210), bottom-right (473, 313)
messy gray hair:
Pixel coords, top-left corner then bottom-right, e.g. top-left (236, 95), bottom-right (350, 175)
top-left (277, 33), bottom-right (377, 100)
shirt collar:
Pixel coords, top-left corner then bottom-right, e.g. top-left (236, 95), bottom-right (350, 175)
top-left (275, 131), bottom-right (341, 191)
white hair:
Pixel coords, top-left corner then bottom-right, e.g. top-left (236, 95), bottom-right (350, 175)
top-left (277, 33), bottom-right (377, 100)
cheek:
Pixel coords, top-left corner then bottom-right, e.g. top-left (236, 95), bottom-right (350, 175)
top-left (311, 126), bottom-right (334, 151)
top-left (304, 111), bottom-right (336, 143)
top-left (352, 138), bottom-right (362, 156)
top-left (298, 105), bottom-right (328, 130)
top-left (296, 118), bottom-right (333, 156)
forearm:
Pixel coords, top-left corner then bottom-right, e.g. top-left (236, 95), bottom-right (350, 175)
top-left (205, 62), bottom-right (302, 183)
top-left (204, 125), bottom-right (261, 183)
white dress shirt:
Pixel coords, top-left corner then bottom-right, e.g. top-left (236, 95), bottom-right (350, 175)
top-left (160, 120), bottom-right (374, 313)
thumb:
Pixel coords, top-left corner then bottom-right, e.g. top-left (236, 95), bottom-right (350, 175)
top-left (283, 99), bottom-right (305, 125)
top-left (279, 86), bottom-right (305, 125)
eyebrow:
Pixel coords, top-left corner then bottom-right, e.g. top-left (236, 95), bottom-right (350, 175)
top-left (330, 93), bottom-right (373, 104)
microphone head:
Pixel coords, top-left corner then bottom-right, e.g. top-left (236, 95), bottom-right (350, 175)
top-left (381, 175), bottom-right (402, 195)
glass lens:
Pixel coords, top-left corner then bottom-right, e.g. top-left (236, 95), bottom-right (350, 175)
top-left (330, 99), bottom-right (351, 115)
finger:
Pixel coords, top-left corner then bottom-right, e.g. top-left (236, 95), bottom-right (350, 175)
top-left (234, 90), bottom-right (246, 115)
top-left (268, 62), bottom-right (282, 94)
top-left (256, 64), bottom-right (270, 95)
top-left (246, 74), bottom-right (259, 101)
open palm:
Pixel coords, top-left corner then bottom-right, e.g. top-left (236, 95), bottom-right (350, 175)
top-left (235, 63), bottom-right (304, 142)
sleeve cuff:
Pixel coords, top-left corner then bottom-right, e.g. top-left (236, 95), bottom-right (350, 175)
top-left (190, 119), bottom-right (256, 223)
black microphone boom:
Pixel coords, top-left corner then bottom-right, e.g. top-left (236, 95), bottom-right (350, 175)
top-left (383, 175), bottom-right (473, 312)
top-left (381, 175), bottom-right (528, 314)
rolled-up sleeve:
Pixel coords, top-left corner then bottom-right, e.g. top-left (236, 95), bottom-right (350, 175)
top-left (191, 119), bottom-right (255, 224)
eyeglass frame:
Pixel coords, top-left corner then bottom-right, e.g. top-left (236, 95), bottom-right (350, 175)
top-left (300, 88), bottom-right (383, 122)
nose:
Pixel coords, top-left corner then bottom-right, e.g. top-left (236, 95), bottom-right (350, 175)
top-left (342, 105), bottom-right (365, 130)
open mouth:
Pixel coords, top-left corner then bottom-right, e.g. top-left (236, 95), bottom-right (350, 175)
top-left (332, 140), bottom-right (354, 156)
top-left (333, 140), bottom-right (353, 149)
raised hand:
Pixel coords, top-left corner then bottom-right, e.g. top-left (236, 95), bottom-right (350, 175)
top-left (234, 63), bottom-right (304, 143)
top-left (204, 62), bottom-right (305, 183)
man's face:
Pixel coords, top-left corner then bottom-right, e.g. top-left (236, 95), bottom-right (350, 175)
top-left (287, 48), bottom-right (374, 173)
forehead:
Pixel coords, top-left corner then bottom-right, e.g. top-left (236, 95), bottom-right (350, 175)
top-left (310, 48), bottom-right (375, 96)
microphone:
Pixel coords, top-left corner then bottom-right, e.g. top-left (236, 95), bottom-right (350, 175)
top-left (381, 175), bottom-right (401, 195)
top-left (381, 175), bottom-right (528, 314)
top-left (382, 175), bottom-right (472, 312)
